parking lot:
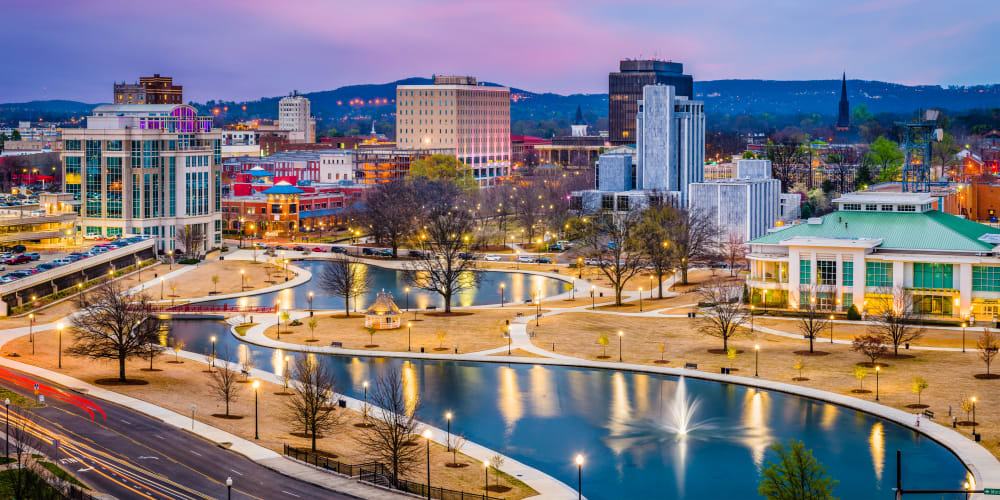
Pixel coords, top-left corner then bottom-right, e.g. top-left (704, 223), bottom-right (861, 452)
top-left (0, 237), bottom-right (153, 284)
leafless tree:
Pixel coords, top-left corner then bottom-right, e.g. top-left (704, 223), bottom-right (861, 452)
top-left (5, 409), bottom-right (58, 500)
top-left (68, 280), bottom-right (164, 382)
top-left (698, 281), bottom-right (749, 352)
top-left (766, 140), bottom-right (807, 191)
top-left (867, 287), bottom-right (923, 356)
top-left (180, 224), bottom-right (205, 257)
top-left (852, 334), bottom-right (889, 367)
top-left (208, 347), bottom-right (242, 417)
top-left (360, 182), bottom-right (421, 258)
top-left (404, 197), bottom-right (480, 313)
top-left (318, 256), bottom-right (373, 317)
top-left (797, 292), bottom-right (830, 354)
top-left (666, 206), bottom-right (717, 285)
top-left (575, 211), bottom-right (644, 305)
top-left (512, 182), bottom-right (547, 242)
top-left (356, 370), bottom-right (422, 487)
top-left (720, 231), bottom-right (747, 276)
top-left (978, 329), bottom-right (999, 377)
top-left (286, 355), bottom-right (346, 451)
top-left (636, 204), bottom-right (674, 299)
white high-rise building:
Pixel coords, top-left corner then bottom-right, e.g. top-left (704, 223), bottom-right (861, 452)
top-left (61, 104), bottom-right (222, 254)
top-left (278, 93), bottom-right (316, 143)
top-left (634, 84), bottom-right (705, 204)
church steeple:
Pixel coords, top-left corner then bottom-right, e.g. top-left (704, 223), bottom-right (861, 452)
top-left (573, 105), bottom-right (584, 125)
top-left (836, 72), bottom-right (850, 131)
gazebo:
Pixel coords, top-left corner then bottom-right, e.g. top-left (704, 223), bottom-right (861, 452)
top-left (364, 291), bottom-right (402, 330)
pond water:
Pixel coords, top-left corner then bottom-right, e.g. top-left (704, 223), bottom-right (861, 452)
top-left (211, 260), bottom-right (569, 311)
top-left (168, 319), bottom-right (970, 500)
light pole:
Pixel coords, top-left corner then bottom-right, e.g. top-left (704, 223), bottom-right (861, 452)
top-left (240, 269), bottom-right (246, 292)
top-left (750, 305), bottom-right (755, 333)
top-left (875, 365), bottom-right (880, 401)
top-left (762, 289), bottom-right (768, 314)
top-left (168, 250), bottom-right (173, 270)
top-left (535, 290), bottom-right (541, 327)
top-left (754, 344), bottom-right (760, 377)
top-left (422, 429), bottom-right (432, 500)
top-left (308, 292), bottom-right (314, 317)
top-left (499, 283), bottom-right (504, 308)
top-left (363, 381), bottom-right (369, 420)
top-left (210, 336), bottom-right (217, 368)
top-left (407, 322), bottom-right (413, 352)
top-left (483, 461), bottom-right (490, 500)
top-left (4, 398), bottom-right (8, 457)
top-left (353, 288), bottom-right (358, 313)
top-left (590, 286), bottom-right (595, 310)
top-left (971, 396), bottom-right (978, 437)
top-left (28, 313), bottom-right (34, 355)
top-left (829, 315), bottom-right (835, 343)
top-left (252, 381), bottom-right (260, 439)
top-left (239, 217), bottom-right (245, 248)
top-left (160, 278), bottom-right (165, 300)
top-left (226, 476), bottom-right (232, 500)
top-left (617, 330), bottom-right (623, 362)
top-left (577, 257), bottom-right (583, 279)
top-left (445, 412), bottom-right (452, 451)
top-left (57, 323), bottom-right (63, 369)
top-left (962, 322), bottom-right (967, 353)
top-left (638, 287), bottom-right (643, 312)
top-left (404, 287), bottom-right (410, 313)
top-left (575, 454), bottom-right (584, 500)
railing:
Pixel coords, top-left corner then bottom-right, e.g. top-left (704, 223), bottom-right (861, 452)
top-left (142, 304), bottom-right (276, 314)
top-left (286, 445), bottom-right (491, 500)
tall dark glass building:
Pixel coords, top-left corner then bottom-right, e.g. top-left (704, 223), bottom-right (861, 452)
top-left (609, 60), bottom-right (693, 146)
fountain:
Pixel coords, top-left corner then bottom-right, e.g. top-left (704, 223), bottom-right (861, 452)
top-left (663, 376), bottom-right (700, 436)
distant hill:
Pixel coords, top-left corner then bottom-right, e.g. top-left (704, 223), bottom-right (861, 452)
top-left (5, 78), bottom-right (1000, 127)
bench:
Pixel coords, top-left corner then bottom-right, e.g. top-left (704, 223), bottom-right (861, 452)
top-left (515, 312), bottom-right (523, 318)
top-left (330, 341), bottom-right (343, 348)
top-left (684, 362), bottom-right (698, 369)
top-left (922, 409), bottom-right (934, 420)
top-left (425, 305), bottom-right (437, 310)
top-left (240, 369), bottom-right (250, 378)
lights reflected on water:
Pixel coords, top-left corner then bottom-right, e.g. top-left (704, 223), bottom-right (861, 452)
top-left (498, 366), bottom-right (523, 437)
top-left (741, 389), bottom-right (773, 468)
top-left (870, 422), bottom-right (884, 482)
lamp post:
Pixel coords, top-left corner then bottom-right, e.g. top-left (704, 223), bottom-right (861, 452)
top-left (649, 274), bottom-right (654, 299)
top-left (352, 288), bottom-right (358, 313)
top-left (422, 429), bottom-right (432, 500)
top-left (754, 344), bottom-right (760, 377)
top-left (4, 398), bottom-right (8, 458)
top-left (28, 313), bottom-right (34, 355)
top-left (57, 323), bottom-right (64, 369)
top-left (875, 365), bottom-right (880, 401)
top-left (577, 257), bottom-right (583, 279)
top-left (535, 290), bottom-right (541, 327)
top-left (590, 286), bottom-right (595, 310)
top-left (575, 454), bottom-right (584, 500)
top-left (226, 477), bottom-right (232, 500)
top-left (499, 283), bottom-right (504, 308)
top-left (252, 381), bottom-right (260, 439)
top-left (829, 315), bottom-right (835, 343)
top-left (160, 278), bottom-right (165, 300)
top-left (617, 330), bottom-right (623, 362)
top-left (308, 292), bottom-right (314, 317)
top-left (962, 322), bottom-right (967, 353)
top-left (762, 289), bottom-right (768, 314)
top-left (445, 412), bottom-right (452, 451)
top-left (971, 396), bottom-right (978, 437)
top-left (362, 381), bottom-right (369, 420)
top-left (210, 336), bottom-right (217, 368)
top-left (240, 269), bottom-right (246, 292)
top-left (404, 287), bottom-right (410, 313)
top-left (749, 305), bottom-right (755, 333)
top-left (483, 461), bottom-right (490, 500)
top-left (407, 322), bottom-right (413, 352)
top-left (168, 250), bottom-right (173, 270)
top-left (239, 217), bottom-right (245, 248)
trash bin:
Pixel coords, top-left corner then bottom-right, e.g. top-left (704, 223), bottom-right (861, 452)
top-left (338, 399), bottom-right (347, 408)
top-left (420, 347), bottom-right (425, 353)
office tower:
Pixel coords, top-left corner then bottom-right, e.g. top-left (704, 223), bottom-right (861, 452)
top-left (396, 75), bottom-right (511, 187)
top-left (114, 74), bottom-right (183, 105)
top-left (279, 93), bottom-right (316, 143)
top-left (635, 84), bottom-right (705, 204)
top-left (609, 60), bottom-right (693, 145)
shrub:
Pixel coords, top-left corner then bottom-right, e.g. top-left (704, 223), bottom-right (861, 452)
top-left (846, 304), bottom-right (861, 320)
top-left (178, 258), bottom-right (200, 264)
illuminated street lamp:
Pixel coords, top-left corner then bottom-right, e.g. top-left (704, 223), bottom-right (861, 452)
top-left (962, 322), bottom-right (967, 353)
top-left (160, 278), bottom-right (165, 300)
top-left (28, 313), bottom-right (34, 355)
top-left (226, 477), bottom-right (232, 500)
top-left (875, 365), bottom-right (881, 401)
top-left (167, 250), bottom-right (174, 270)
top-left (308, 291), bottom-right (314, 317)
top-left (484, 461), bottom-right (490, 500)
top-left (499, 283), bottom-right (505, 308)
top-left (210, 336), bottom-right (217, 368)
top-left (577, 257), bottom-right (583, 279)
top-left (535, 289), bottom-right (541, 326)
top-left (445, 412), bottom-right (453, 451)
top-left (638, 287), bottom-right (643, 312)
top-left (617, 330), bottom-right (624, 362)
top-left (422, 429), bottom-right (432, 500)
top-left (57, 323), bottom-right (64, 368)
top-left (971, 396), bottom-right (978, 437)
top-left (404, 287), bottom-right (410, 313)
top-left (575, 454), bottom-right (584, 500)
top-left (829, 315), bottom-right (835, 343)
top-left (590, 286), bottom-right (595, 310)
top-left (754, 344), bottom-right (760, 377)
top-left (240, 269), bottom-right (246, 292)
top-left (407, 322), bottom-right (413, 352)
top-left (252, 380), bottom-right (260, 439)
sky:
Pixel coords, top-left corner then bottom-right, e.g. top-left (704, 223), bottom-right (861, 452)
top-left (2, 0), bottom-right (998, 103)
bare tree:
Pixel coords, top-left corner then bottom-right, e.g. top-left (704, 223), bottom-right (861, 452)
top-left (360, 182), bottom-right (421, 258)
top-left (666, 206), bottom-right (717, 285)
top-left (797, 294), bottom-right (830, 354)
top-left (208, 347), bottom-right (242, 417)
top-left (575, 212), bottom-right (644, 305)
top-left (636, 204), bottom-right (674, 299)
top-left (356, 370), bottom-right (422, 487)
top-left (698, 281), bottom-right (749, 352)
top-left (180, 224), bottom-right (205, 257)
top-left (318, 256), bottom-right (373, 317)
top-left (867, 288), bottom-right (922, 356)
top-left (6, 409), bottom-right (57, 500)
top-left (286, 355), bottom-right (345, 451)
top-left (977, 329), bottom-right (999, 378)
top-left (68, 280), bottom-right (164, 382)
top-left (405, 192), bottom-right (480, 313)
top-left (720, 231), bottom-right (747, 276)
top-left (765, 140), bottom-right (807, 191)
top-left (852, 334), bottom-right (888, 367)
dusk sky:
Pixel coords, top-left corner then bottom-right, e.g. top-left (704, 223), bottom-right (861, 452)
top-left (4, 0), bottom-right (998, 103)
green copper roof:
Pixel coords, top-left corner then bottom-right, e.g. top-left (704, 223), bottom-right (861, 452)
top-left (750, 210), bottom-right (1000, 252)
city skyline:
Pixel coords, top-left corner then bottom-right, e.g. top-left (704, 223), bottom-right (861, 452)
top-left (3, 0), bottom-right (998, 103)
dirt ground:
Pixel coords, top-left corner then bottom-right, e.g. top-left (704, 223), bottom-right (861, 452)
top-left (530, 311), bottom-right (1000, 460)
top-left (0, 331), bottom-right (536, 499)
top-left (157, 260), bottom-right (291, 300)
top-left (756, 317), bottom-right (979, 350)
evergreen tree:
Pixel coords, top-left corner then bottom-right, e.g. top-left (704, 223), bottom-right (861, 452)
top-left (759, 440), bottom-right (838, 500)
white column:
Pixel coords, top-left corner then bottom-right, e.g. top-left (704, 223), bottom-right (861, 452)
top-left (853, 252), bottom-right (866, 312)
top-left (892, 261), bottom-right (904, 291)
top-left (836, 253), bottom-right (844, 311)
top-left (959, 263), bottom-right (972, 319)
top-left (788, 248), bottom-right (801, 307)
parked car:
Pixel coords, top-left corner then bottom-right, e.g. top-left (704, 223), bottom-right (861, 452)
top-left (52, 258), bottom-right (73, 266)
top-left (362, 247), bottom-right (375, 256)
top-left (311, 247), bottom-right (328, 253)
top-left (517, 256), bottom-right (536, 263)
top-left (10, 245), bottom-right (25, 254)
top-left (0, 264), bottom-right (5, 271)
top-left (458, 252), bottom-right (475, 260)
top-left (83, 233), bottom-right (103, 240)
top-left (275, 245), bottom-right (288, 250)
top-left (292, 246), bottom-right (306, 251)
top-left (35, 263), bottom-right (55, 271)
top-left (375, 249), bottom-right (393, 257)
top-left (584, 257), bottom-right (601, 266)
top-left (483, 254), bottom-right (501, 262)
top-left (548, 244), bottom-right (564, 252)
top-left (4, 255), bottom-right (30, 265)
top-left (536, 256), bottom-right (553, 264)
top-left (408, 250), bottom-right (425, 258)
top-left (329, 246), bottom-right (347, 254)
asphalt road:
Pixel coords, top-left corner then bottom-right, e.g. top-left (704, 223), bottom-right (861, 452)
top-left (0, 367), bottom-right (356, 500)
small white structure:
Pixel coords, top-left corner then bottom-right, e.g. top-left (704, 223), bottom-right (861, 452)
top-left (364, 292), bottom-right (402, 330)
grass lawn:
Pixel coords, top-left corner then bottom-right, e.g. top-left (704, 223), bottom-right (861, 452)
top-left (0, 468), bottom-right (64, 498)
top-left (0, 387), bottom-right (44, 409)
top-left (38, 461), bottom-right (88, 488)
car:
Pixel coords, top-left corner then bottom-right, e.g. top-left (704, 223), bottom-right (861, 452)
top-left (330, 246), bottom-right (347, 254)
top-left (0, 275), bottom-right (19, 284)
top-left (83, 233), bottom-right (103, 240)
top-left (311, 247), bottom-right (328, 253)
top-left (10, 245), bottom-right (25, 254)
top-left (458, 252), bottom-right (475, 260)
top-left (4, 255), bottom-right (30, 265)
top-left (35, 263), bottom-right (55, 271)
top-left (408, 250), bottom-right (425, 258)
top-left (0, 253), bottom-right (11, 260)
top-left (275, 245), bottom-right (288, 250)
top-left (0, 264), bottom-right (5, 271)
top-left (483, 254), bottom-right (501, 262)
top-left (362, 247), bottom-right (375, 256)
top-left (584, 257), bottom-right (601, 266)
top-left (548, 244), bottom-right (564, 252)
top-left (536, 257), bottom-right (553, 264)
top-left (375, 249), bottom-right (393, 257)
top-left (292, 246), bottom-right (306, 251)
top-left (517, 256), bottom-right (536, 263)
top-left (52, 258), bottom-right (72, 266)
top-left (21, 268), bottom-right (39, 275)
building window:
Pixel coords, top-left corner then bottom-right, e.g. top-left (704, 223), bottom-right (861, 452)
top-left (842, 203), bottom-right (861, 211)
top-left (898, 205), bottom-right (916, 212)
top-left (799, 259), bottom-right (811, 284)
top-left (65, 140), bottom-right (81, 151)
top-left (817, 260), bottom-right (836, 285)
top-left (914, 295), bottom-right (953, 316)
top-left (842, 261), bottom-right (854, 287)
top-left (865, 204), bottom-right (877, 211)
top-left (865, 261), bottom-right (893, 287)
top-left (913, 263), bottom-right (953, 289)
top-left (973, 266), bottom-right (1000, 292)
top-left (842, 294), bottom-right (853, 309)
top-left (880, 204), bottom-right (894, 212)
top-left (601, 195), bottom-right (614, 210)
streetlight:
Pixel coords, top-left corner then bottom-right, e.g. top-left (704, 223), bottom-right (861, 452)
top-left (575, 454), bottom-right (584, 500)
top-left (240, 269), bottom-right (246, 291)
top-left (962, 322), bottom-right (967, 353)
top-left (407, 322), bottom-right (413, 352)
top-left (252, 380), bottom-right (260, 439)
top-left (829, 315), bottom-right (835, 343)
top-left (577, 257), bottom-right (583, 279)
top-left (28, 313), bottom-right (34, 355)
top-left (210, 336), bottom-right (217, 368)
top-left (167, 250), bottom-right (173, 270)
top-left (4, 398), bottom-right (8, 457)
top-left (499, 283), bottom-right (505, 308)
top-left (226, 476), bottom-right (232, 500)
top-left (445, 412), bottom-right (452, 451)
top-left (638, 287), bottom-right (643, 312)
top-left (762, 289), bottom-right (768, 314)
top-left (617, 330), bottom-right (623, 362)
top-left (160, 277), bottom-right (165, 300)
top-left (754, 344), bottom-right (760, 377)
top-left (403, 287), bottom-right (410, 313)
top-left (57, 323), bottom-right (63, 368)
top-left (749, 305), bottom-right (755, 333)
top-left (535, 290), bottom-right (541, 327)
top-left (590, 286), bottom-right (595, 310)
top-left (483, 460), bottom-right (490, 500)
top-left (308, 292), bottom-right (314, 317)
top-left (875, 365), bottom-right (880, 401)
top-left (422, 429), bottom-right (432, 500)
top-left (363, 381), bottom-right (369, 419)
top-left (971, 396), bottom-right (978, 437)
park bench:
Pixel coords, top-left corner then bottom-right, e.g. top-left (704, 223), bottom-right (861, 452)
top-left (240, 368), bottom-right (250, 378)
top-left (330, 341), bottom-right (343, 348)
top-left (515, 312), bottom-right (523, 318)
top-left (426, 305), bottom-right (437, 310)
top-left (684, 362), bottom-right (698, 369)
top-left (922, 409), bottom-right (934, 420)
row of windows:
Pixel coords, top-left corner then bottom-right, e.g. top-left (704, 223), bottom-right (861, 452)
top-left (973, 266), bottom-right (1000, 292)
top-left (865, 262), bottom-right (892, 287)
top-left (913, 263), bottom-right (954, 289)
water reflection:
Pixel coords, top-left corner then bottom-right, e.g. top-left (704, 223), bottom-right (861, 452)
top-left (166, 319), bottom-right (971, 500)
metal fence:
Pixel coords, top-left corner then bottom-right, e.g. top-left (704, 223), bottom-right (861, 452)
top-left (285, 445), bottom-right (491, 500)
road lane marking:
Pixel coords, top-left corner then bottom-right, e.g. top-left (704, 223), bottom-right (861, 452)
top-left (77, 467), bottom-right (93, 472)
top-left (137, 456), bottom-right (159, 460)
top-left (229, 469), bottom-right (243, 476)
top-left (119, 418), bottom-right (132, 425)
top-left (189, 450), bottom-right (202, 457)
top-left (281, 491), bottom-right (301, 497)
top-left (154, 434), bottom-right (165, 440)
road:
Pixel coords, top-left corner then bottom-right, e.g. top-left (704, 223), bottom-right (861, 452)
top-left (0, 367), bottom-right (356, 500)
